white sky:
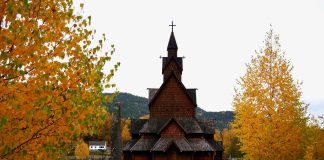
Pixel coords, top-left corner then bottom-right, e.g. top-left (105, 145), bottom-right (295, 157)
top-left (79, 0), bottom-right (324, 116)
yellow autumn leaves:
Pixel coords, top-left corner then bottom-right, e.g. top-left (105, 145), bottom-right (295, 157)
top-left (0, 0), bottom-right (118, 159)
top-left (232, 28), bottom-right (316, 159)
top-left (74, 141), bottom-right (89, 159)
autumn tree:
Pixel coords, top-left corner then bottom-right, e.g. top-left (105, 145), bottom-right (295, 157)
top-left (232, 28), bottom-right (308, 159)
top-left (74, 140), bottom-right (89, 160)
top-left (0, 0), bottom-right (119, 159)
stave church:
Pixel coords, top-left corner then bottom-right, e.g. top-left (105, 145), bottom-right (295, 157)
top-left (123, 22), bottom-right (224, 160)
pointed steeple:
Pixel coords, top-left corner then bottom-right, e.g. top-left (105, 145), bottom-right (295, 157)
top-left (167, 21), bottom-right (178, 57)
top-left (162, 21), bottom-right (182, 81)
top-left (167, 31), bottom-right (178, 51)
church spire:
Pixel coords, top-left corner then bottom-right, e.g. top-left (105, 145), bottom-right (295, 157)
top-left (167, 21), bottom-right (178, 56)
top-left (167, 31), bottom-right (178, 51)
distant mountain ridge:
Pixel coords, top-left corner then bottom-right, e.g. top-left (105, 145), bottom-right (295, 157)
top-left (106, 92), bottom-right (234, 130)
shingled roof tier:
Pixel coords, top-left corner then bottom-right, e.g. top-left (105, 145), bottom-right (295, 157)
top-left (173, 138), bottom-right (193, 152)
top-left (139, 118), bottom-right (170, 134)
top-left (150, 138), bottom-right (173, 152)
top-left (187, 138), bottom-right (215, 152)
top-left (124, 137), bottom-right (220, 152)
top-left (151, 138), bottom-right (193, 152)
top-left (129, 137), bottom-right (158, 151)
top-left (174, 118), bottom-right (203, 134)
top-left (134, 118), bottom-right (214, 135)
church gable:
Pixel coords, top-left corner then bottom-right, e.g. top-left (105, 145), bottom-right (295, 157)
top-left (160, 120), bottom-right (184, 138)
top-left (162, 58), bottom-right (182, 81)
top-left (162, 57), bottom-right (183, 72)
top-left (150, 74), bottom-right (196, 118)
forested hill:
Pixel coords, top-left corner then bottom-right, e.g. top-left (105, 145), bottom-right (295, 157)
top-left (106, 92), bottom-right (149, 118)
top-left (106, 92), bottom-right (234, 129)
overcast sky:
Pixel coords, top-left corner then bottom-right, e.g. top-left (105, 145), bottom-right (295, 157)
top-left (79, 0), bottom-right (324, 116)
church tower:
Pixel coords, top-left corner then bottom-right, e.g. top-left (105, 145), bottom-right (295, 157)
top-left (163, 26), bottom-right (182, 81)
top-left (123, 22), bottom-right (224, 160)
top-left (148, 22), bottom-right (196, 118)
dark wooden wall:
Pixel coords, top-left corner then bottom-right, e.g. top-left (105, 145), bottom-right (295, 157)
top-left (161, 121), bottom-right (184, 138)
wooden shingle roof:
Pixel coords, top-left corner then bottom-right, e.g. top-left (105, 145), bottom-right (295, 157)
top-left (123, 139), bottom-right (138, 151)
top-left (152, 138), bottom-right (193, 152)
top-left (207, 139), bottom-right (224, 152)
top-left (175, 118), bottom-right (203, 134)
top-left (139, 118), bottom-right (170, 134)
top-left (151, 138), bottom-right (173, 152)
top-left (173, 138), bottom-right (193, 152)
top-left (130, 137), bottom-right (158, 151)
top-left (148, 72), bottom-right (197, 107)
top-left (187, 138), bottom-right (215, 152)
top-left (133, 118), bottom-right (215, 135)
top-left (124, 137), bottom-right (220, 152)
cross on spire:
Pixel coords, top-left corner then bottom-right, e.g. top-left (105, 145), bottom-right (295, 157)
top-left (169, 21), bottom-right (176, 31)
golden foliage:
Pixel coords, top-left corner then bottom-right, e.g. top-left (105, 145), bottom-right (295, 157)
top-left (213, 129), bottom-right (222, 141)
top-left (222, 129), bottom-right (232, 156)
top-left (74, 141), bottom-right (89, 160)
top-left (121, 119), bottom-right (131, 142)
top-left (0, 0), bottom-right (119, 158)
top-left (304, 145), bottom-right (314, 160)
top-left (232, 28), bottom-right (308, 160)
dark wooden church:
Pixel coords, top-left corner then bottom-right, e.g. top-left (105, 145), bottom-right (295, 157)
top-left (123, 23), bottom-right (224, 160)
